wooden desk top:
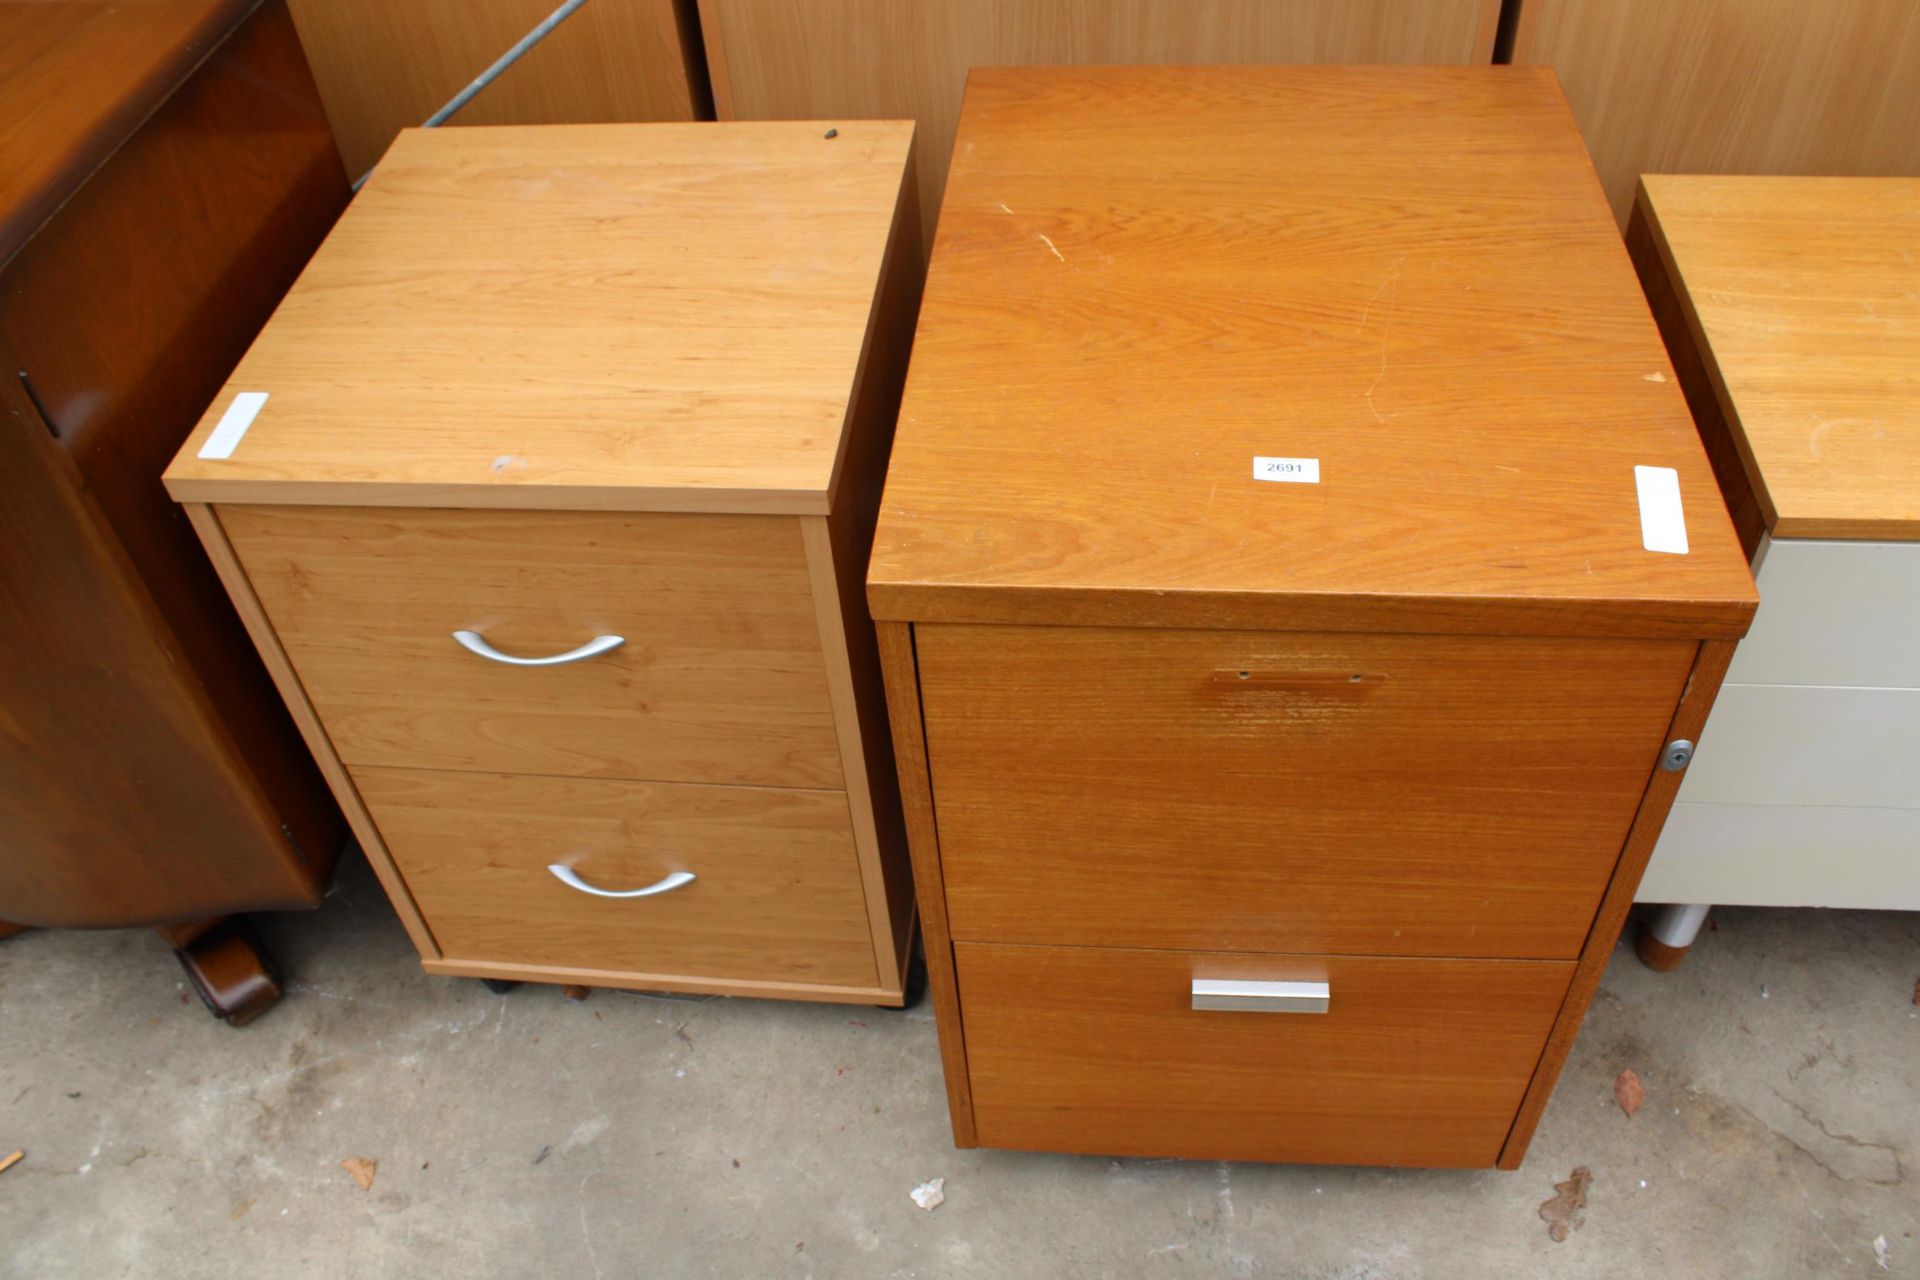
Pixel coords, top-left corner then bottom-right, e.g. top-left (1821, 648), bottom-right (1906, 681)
top-left (868, 67), bottom-right (1755, 638)
top-left (0, 0), bottom-right (254, 267)
top-left (1637, 176), bottom-right (1920, 542)
top-left (165, 121), bottom-right (914, 514)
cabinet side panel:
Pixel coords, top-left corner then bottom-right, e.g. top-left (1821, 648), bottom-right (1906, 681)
top-left (0, 0), bottom-right (350, 886)
top-left (1627, 194), bottom-right (1766, 557)
top-left (1525, 0), bottom-right (1920, 225)
top-left (288, 0), bottom-right (704, 177)
top-left (185, 504), bottom-right (442, 959)
top-left (814, 155), bottom-right (927, 992)
top-left (1498, 639), bottom-right (1727, 1168)
top-left (876, 621), bottom-right (977, 1146)
top-left (699, 0), bottom-right (1496, 253)
top-left (0, 401), bottom-right (310, 927)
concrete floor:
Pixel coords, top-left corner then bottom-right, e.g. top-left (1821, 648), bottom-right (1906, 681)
top-left (2, 854), bottom-right (1915, 1279)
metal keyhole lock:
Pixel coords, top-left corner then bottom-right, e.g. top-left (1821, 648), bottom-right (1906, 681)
top-left (1660, 739), bottom-right (1695, 772)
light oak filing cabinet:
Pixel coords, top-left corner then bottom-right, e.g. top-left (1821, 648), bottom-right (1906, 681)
top-left (1629, 177), bottom-right (1920, 962)
top-left (165, 122), bottom-right (924, 1005)
top-left (868, 68), bottom-right (1758, 1167)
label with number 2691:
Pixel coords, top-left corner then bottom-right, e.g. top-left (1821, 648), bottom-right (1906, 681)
top-left (1252, 456), bottom-right (1320, 484)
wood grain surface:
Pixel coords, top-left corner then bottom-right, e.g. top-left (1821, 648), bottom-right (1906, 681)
top-left (418, 956), bottom-right (903, 1005)
top-left (701, 0), bottom-right (1499, 252)
top-left (867, 67), bottom-right (1756, 638)
top-left (0, 0), bottom-right (347, 930)
top-left (876, 621), bottom-right (978, 1145)
top-left (917, 624), bottom-right (1694, 960)
top-left (0, 386), bottom-right (311, 928)
top-left (1635, 177), bottom-right (1920, 541)
top-left (221, 505), bottom-right (843, 788)
top-left (165, 122), bottom-right (915, 514)
top-left (357, 767), bottom-right (878, 986)
top-left (0, 0), bottom-right (253, 265)
top-left (288, 0), bottom-right (708, 179)
top-left (803, 157), bottom-right (926, 991)
top-left (1516, 0), bottom-right (1920, 227)
top-left (185, 503), bottom-right (443, 958)
top-left (1626, 201), bottom-right (1765, 559)
top-left (1499, 639), bottom-right (1732, 1167)
top-left (958, 941), bottom-right (1573, 1166)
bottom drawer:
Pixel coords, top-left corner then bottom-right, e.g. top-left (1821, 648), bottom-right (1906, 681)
top-left (1640, 801), bottom-right (1920, 910)
top-left (956, 942), bottom-right (1572, 1167)
top-left (356, 767), bottom-right (878, 987)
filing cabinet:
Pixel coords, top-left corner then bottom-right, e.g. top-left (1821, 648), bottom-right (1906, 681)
top-left (868, 67), bottom-right (1757, 1166)
top-left (1629, 176), bottom-right (1920, 959)
top-left (166, 122), bottom-right (922, 1004)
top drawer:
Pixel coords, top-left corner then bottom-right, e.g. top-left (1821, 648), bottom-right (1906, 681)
top-left (917, 625), bottom-right (1694, 960)
top-left (1727, 539), bottom-right (1920, 689)
top-left (222, 506), bottom-right (842, 788)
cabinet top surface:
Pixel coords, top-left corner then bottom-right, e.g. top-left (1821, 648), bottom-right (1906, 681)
top-left (164, 121), bottom-right (913, 513)
top-left (869, 67), bottom-right (1755, 638)
top-left (1639, 176), bottom-right (1920, 542)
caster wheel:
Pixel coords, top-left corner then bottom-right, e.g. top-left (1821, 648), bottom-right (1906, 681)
top-left (173, 921), bottom-right (282, 1027)
top-left (481, 978), bottom-right (520, 995)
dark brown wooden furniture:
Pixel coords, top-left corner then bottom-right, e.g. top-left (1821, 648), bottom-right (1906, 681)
top-left (0, 0), bottom-right (349, 1023)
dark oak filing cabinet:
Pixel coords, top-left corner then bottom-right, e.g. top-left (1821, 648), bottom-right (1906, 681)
top-left (0, 0), bottom-right (347, 1021)
top-left (868, 67), bottom-right (1757, 1167)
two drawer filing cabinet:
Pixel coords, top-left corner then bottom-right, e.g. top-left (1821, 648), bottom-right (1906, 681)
top-left (868, 68), bottom-right (1758, 1167)
top-left (165, 123), bottom-right (925, 1005)
top-left (1629, 176), bottom-right (1920, 965)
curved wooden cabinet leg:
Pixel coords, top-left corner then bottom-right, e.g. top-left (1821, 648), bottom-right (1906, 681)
top-left (163, 919), bottom-right (283, 1026)
top-left (1636, 903), bottom-right (1711, 972)
top-left (0, 921), bottom-right (27, 941)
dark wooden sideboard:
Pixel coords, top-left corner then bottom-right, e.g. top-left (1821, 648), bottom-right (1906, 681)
top-left (0, 0), bottom-right (349, 1022)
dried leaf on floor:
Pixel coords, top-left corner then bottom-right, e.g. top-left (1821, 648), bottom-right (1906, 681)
top-left (909, 1177), bottom-right (946, 1211)
top-left (340, 1156), bottom-right (377, 1191)
top-left (1614, 1069), bottom-right (1645, 1118)
top-left (0, 1150), bottom-right (22, 1177)
top-left (1539, 1166), bottom-right (1591, 1243)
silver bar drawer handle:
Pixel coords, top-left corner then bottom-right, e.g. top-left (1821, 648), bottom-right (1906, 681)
top-left (1191, 978), bottom-right (1330, 1014)
top-left (452, 629), bottom-right (623, 666)
top-left (547, 865), bottom-right (695, 899)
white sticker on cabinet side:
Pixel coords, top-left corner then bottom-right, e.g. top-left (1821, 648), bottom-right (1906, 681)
top-left (198, 391), bottom-right (268, 460)
top-left (1634, 465), bottom-right (1688, 554)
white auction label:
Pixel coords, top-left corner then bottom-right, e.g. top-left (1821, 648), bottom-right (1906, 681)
top-left (1252, 456), bottom-right (1320, 484)
top-left (1634, 464), bottom-right (1689, 554)
top-left (198, 391), bottom-right (268, 460)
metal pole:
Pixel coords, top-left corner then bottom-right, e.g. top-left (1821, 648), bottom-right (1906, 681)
top-left (352, 0), bottom-right (593, 190)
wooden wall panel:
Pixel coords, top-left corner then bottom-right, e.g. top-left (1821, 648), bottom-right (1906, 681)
top-left (288, 0), bottom-right (709, 178)
top-left (700, 0), bottom-right (1501, 250)
top-left (1517, 0), bottom-right (1920, 225)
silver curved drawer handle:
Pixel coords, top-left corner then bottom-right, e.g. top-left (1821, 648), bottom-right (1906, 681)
top-left (547, 865), bottom-right (695, 899)
top-left (452, 630), bottom-right (624, 666)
